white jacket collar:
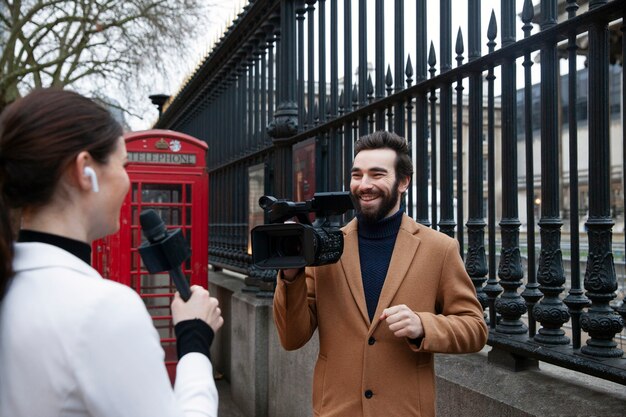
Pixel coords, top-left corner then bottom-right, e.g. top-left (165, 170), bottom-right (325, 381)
top-left (13, 242), bottom-right (100, 279)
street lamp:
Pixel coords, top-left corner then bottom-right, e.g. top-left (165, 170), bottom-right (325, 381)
top-left (149, 94), bottom-right (170, 117)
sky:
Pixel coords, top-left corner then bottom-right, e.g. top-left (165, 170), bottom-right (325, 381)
top-left (127, 0), bottom-right (242, 130)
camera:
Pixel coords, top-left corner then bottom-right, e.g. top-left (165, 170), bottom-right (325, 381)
top-left (251, 191), bottom-right (354, 269)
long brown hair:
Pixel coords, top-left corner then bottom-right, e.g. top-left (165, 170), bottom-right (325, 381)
top-left (0, 88), bottom-right (122, 299)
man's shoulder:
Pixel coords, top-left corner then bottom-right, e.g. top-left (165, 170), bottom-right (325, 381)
top-left (341, 217), bottom-right (359, 235)
top-left (401, 215), bottom-right (457, 245)
top-left (341, 213), bottom-right (458, 244)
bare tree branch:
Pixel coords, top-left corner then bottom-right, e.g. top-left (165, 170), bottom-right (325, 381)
top-left (0, 0), bottom-right (214, 115)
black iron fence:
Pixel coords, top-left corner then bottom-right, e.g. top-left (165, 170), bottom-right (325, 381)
top-left (155, 0), bottom-right (625, 384)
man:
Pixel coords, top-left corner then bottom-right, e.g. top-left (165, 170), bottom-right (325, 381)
top-left (273, 131), bottom-right (488, 417)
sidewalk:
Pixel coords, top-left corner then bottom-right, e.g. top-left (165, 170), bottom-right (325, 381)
top-left (216, 378), bottom-right (246, 417)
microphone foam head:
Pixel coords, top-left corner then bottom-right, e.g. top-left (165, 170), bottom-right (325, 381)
top-left (140, 209), bottom-right (167, 242)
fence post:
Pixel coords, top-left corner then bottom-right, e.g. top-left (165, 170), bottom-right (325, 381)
top-left (268, 0), bottom-right (298, 200)
top-left (580, 0), bottom-right (624, 358)
top-left (465, 0), bottom-right (489, 317)
top-left (247, 0), bottom-right (300, 297)
top-left (495, 0), bottom-right (527, 336)
top-left (533, 0), bottom-right (570, 346)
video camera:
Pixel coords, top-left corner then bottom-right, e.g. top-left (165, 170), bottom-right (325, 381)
top-left (251, 191), bottom-right (354, 269)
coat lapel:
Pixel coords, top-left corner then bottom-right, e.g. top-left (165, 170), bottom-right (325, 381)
top-left (340, 219), bottom-right (370, 326)
top-left (369, 215), bottom-right (421, 333)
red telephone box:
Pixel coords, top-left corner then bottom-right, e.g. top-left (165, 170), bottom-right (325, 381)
top-left (93, 129), bottom-right (209, 380)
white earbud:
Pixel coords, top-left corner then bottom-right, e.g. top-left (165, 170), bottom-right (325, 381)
top-left (83, 166), bottom-right (99, 193)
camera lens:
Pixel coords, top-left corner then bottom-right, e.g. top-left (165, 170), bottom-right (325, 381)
top-left (276, 236), bottom-right (302, 257)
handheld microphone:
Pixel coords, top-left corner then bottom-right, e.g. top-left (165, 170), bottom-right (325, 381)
top-left (138, 209), bottom-right (192, 301)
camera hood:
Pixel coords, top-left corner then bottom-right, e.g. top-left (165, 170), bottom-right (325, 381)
top-left (251, 223), bottom-right (316, 269)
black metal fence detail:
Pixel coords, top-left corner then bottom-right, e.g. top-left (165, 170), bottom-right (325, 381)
top-left (155, 0), bottom-right (626, 384)
top-left (580, 0), bottom-right (623, 358)
top-left (533, 0), bottom-right (571, 347)
top-left (519, 0), bottom-right (543, 339)
top-left (495, 2), bottom-right (527, 336)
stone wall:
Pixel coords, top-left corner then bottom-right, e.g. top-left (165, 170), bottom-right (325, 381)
top-left (209, 272), bottom-right (626, 417)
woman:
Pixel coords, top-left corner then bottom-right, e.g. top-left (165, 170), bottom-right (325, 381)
top-left (0, 89), bottom-right (223, 417)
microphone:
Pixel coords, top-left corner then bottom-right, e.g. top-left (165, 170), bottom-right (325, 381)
top-left (138, 209), bottom-right (192, 301)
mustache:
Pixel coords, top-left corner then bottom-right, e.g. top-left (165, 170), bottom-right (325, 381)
top-left (356, 190), bottom-right (379, 196)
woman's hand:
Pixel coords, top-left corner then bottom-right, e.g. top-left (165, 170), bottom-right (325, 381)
top-left (171, 285), bottom-right (224, 332)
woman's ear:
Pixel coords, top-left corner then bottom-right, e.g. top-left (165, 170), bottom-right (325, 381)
top-left (83, 167), bottom-right (99, 192)
top-left (73, 151), bottom-right (97, 193)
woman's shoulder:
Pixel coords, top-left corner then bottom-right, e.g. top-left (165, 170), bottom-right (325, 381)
top-left (10, 242), bottom-right (147, 323)
top-left (13, 242), bottom-right (137, 297)
top-left (3, 248), bottom-right (154, 361)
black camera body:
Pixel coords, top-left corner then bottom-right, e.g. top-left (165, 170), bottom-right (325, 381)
top-left (251, 192), bottom-right (354, 269)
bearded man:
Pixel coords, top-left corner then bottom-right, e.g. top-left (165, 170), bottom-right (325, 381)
top-left (273, 130), bottom-right (487, 417)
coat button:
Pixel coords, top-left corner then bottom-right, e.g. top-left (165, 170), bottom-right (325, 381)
top-left (364, 390), bottom-right (373, 399)
top-left (368, 337), bottom-right (376, 345)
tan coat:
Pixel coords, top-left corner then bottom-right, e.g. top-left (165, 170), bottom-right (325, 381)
top-left (273, 214), bottom-right (488, 417)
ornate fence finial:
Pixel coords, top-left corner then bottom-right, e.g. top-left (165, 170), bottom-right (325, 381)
top-left (385, 65), bottom-right (394, 96)
top-left (428, 42), bottom-right (437, 75)
top-left (455, 27), bottom-right (464, 59)
top-left (405, 55), bottom-right (414, 86)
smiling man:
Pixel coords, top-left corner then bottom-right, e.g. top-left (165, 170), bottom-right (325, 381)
top-left (273, 131), bottom-right (487, 417)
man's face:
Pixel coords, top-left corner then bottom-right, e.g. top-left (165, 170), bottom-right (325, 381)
top-left (350, 148), bottom-right (409, 223)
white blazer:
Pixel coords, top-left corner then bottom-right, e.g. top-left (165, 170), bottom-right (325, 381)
top-left (0, 242), bottom-right (218, 417)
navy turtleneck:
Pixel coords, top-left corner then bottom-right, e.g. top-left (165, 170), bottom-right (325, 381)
top-left (357, 209), bottom-right (403, 322)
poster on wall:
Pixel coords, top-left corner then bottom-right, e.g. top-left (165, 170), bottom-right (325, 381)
top-left (247, 163), bottom-right (265, 255)
top-left (293, 138), bottom-right (316, 203)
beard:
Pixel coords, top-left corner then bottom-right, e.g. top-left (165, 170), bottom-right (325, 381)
top-left (353, 181), bottom-right (401, 223)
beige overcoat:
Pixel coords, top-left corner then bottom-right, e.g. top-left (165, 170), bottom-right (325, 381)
top-left (273, 214), bottom-right (488, 417)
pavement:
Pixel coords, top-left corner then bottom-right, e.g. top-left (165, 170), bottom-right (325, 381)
top-left (216, 378), bottom-right (246, 417)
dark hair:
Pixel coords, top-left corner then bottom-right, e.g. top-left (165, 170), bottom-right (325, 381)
top-left (354, 131), bottom-right (414, 181)
top-left (0, 88), bottom-right (123, 299)
top-left (0, 200), bottom-right (13, 300)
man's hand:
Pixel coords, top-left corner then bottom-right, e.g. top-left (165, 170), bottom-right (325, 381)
top-left (281, 268), bottom-right (302, 282)
top-left (380, 304), bottom-right (424, 339)
top-left (277, 219), bottom-right (304, 282)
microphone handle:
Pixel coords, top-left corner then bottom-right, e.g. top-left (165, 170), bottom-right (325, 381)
top-left (169, 267), bottom-right (192, 301)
